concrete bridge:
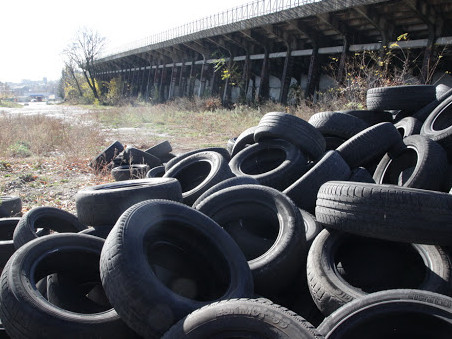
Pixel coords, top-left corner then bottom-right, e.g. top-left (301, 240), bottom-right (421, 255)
top-left (93, 0), bottom-right (452, 104)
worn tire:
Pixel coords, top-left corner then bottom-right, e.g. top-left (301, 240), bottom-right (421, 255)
top-left (100, 199), bottom-right (254, 338)
top-left (162, 298), bottom-right (324, 338)
top-left (145, 165), bottom-right (165, 178)
top-left (307, 229), bottom-right (452, 316)
top-left (0, 218), bottom-right (20, 269)
top-left (165, 147), bottom-right (231, 170)
top-left (163, 151), bottom-right (234, 206)
top-left (0, 233), bottom-right (137, 339)
top-left (308, 111), bottom-right (368, 139)
top-left (394, 116), bottom-right (422, 137)
top-left (336, 122), bottom-right (402, 168)
top-left (75, 178), bottom-right (182, 226)
top-left (373, 134), bottom-right (448, 190)
top-left (254, 112), bottom-right (326, 160)
top-left (195, 184), bottom-right (306, 294)
top-left (317, 289), bottom-right (452, 338)
top-left (0, 196), bottom-right (22, 218)
top-left (316, 181), bottom-right (452, 245)
top-left (230, 126), bottom-right (257, 157)
top-left (123, 147), bottom-right (162, 167)
top-left (283, 151), bottom-right (351, 214)
top-left (340, 109), bottom-right (393, 126)
top-left (229, 139), bottom-right (309, 190)
top-left (13, 207), bottom-right (86, 249)
top-left (89, 141), bottom-right (124, 172)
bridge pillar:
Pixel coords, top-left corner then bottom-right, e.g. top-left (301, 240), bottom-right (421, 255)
top-left (240, 53), bottom-right (251, 103)
top-left (222, 57), bottom-right (233, 104)
top-left (144, 67), bottom-right (153, 102)
top-left (256, 48), bottom-right (269, 103)
top-left (305, 46), bottom-right (320, 99)
top-left (198, 62), bottom-right (208, 97)
top-left (178, 62), bottom-right (186, 97)
top-left (421, 28), bottom-right (436, 83)
top-left (188, 62), bottom-right (195, 97)
top-left (168, 64), bottom-right (178, 100)
top-left (210, 64), bottom-right (219, 97)
top-left (337, 36), bottom-right (349, 84)
top-left (279, 46), bottom-right (293, 105)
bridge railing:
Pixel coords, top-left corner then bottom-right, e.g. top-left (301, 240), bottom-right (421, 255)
top-left (101, 0), bottom-right (319, 57)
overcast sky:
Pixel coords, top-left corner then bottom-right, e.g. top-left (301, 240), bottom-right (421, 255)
top-left (0, 0), bottom-right (251, 83)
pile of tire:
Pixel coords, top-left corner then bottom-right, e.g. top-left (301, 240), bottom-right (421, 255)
top-left (0, 84), bottom-right (451, 338)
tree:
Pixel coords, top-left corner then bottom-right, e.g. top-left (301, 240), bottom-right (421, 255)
top-left (63, 27), bottom-right (106, 101)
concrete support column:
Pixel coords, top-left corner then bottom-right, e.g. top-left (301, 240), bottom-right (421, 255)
top-left (240, 53), bottom-right (250, 102)
top-left (168, 64), bottom-right (178, 99)
top-left (198, 62), bottom-right (207, 97)
top-left (279, 47), bottom-right (293, 104)
top-left (144, 67), bottom-right (152, 102)
top-left (255, 49), bottom-right (269, 103)
top-left (421, 28), bottom-right (436, 83)
top-left (337, 36), bottom-right (350, 84)
top-left (152, 67), bottom-right (160, 102)
top-left (305, 47), bottom-right (320, 99)
top-left (222, 59), bottom-right (233, 104)
top-left (159, 67), bottom-right (167, 102)
top-left (210, 64), bottom-right (219, 96)
top-left (178, 62), bottom-right (186, 97)
top-left (188, 62), bottom-right (195, 98)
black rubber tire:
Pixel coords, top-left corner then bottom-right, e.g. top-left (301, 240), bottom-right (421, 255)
top-left (316, 181), bottom-right (452, 245)
top-left (79, 225), bottom-right (113, 239)
top-left (373, 134), bottom-right (448, 191)
top-left (192, 176), bottom-right (259, 208)
top-left (436, 84), bottom-right (451, 98)
top-left (229, 139), bottom-right (309, 190)
top-left (324, 136), bottom-right (345, 150)
top-left (100, 199), bottom-right (253, 338)
top-left (230, 126), bottom-right (257, 157)
top-left (340, 109), bottom-right (393, 126)
top-left (421, 94), bottom-right (452, 160)
top-left (301, 209), bottom-right (322, 250)
top-left (162, 298), bottom-right (324, 339)
top-left (0, 233), bottom-right (137, 339)
top-left (366, 85), bottom-right (436, 112)
top-left (254, 112), bottom-right (326, 160)
top-left (348, 167), bottom-right (375, 183)
top-left (13, 207), bottom-right (87, 249)
top-left (308, 111), bottom-right (368, 139)
top-left (394, 116), bottom-right (422, 137)
top-left (307, 229), bottom-right (452, 316)
top-left (75, 178), bottom-right (182, 227)
top-left (317, 289), bottom-right (452, 339)
top-left (111, 164), bottom-right (149, 181)
top-left (89, 140), bottom-right (124, 172)
top-left (145, 140), bottom-right (172, 157)
top-left (145, 165), bottom-right (165, 178)
top-left (226, 137), bottom-right (237, 155)
top-left (336, 122), bottom-right (402, 168)
top-left (123, 146), bottom-right (162, 167)
top-left (195, 184), bottom-right (306, 294)
top-left (165, 147), bottom-right (231, 171)
top-left (0, 196), bottom-right (22, 218)
top-left (414, 87), bottom-right (452, 122)
top-left (0, 218), bottom-right (20, 269)
top-left (163, 151), bottom-right (234, 206)
top-left (283, 151), bottom-right (351, 214)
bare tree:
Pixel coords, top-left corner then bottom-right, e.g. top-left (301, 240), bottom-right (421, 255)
top-left (63, 27), bottom-right (106, 100)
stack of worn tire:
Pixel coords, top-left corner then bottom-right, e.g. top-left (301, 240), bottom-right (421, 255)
top-left (0, 84), bottom-right (451, 338)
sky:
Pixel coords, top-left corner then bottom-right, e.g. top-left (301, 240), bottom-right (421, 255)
top-left (0, 0), bottom-right (252, 83)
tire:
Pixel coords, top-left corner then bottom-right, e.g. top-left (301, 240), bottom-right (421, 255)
top-left (162, 298), bottom-right (324, 339)
top-left (366, 85), bottom-right (436, 112)
top-left (79, 225), bottom-right (113, 239)
top-left (13, 207), bottom-right (87, 249)
top-left (308, 111), bottom-right (368, 139)
top-left (0, 233), bottom-right (137, 339)
top-left (307, 229), bottom-right (452, 316)
top-left (324, 136), bottom-right (346, 150)
top-left (230, 126), bottom-right (257, 157)
top-left (75, 178), bottom-right (182, 227)
top-left (0, 218), bottom-right (20, 269)
top-left (394, 116), bottom-right (422, 137)
top-left (254, 112), bottom-right (326, 160)
top-left (348, 167), bottom-right (375, 183)
top-left (336, 122), bottom-right (402, 168)
top-left (100, 199), bottom-right (253, 338)
top-left (413, 87), bottom-right (452, 122)
top-left (421, 94), bottom-right (452, 160)
top-left (317, 289), bottom-right (452, 338)
top-left (301, 209), bottom-right (322, 250)
top-left (195, 184), bottom-right (306, 294)
top-left (229, 139), bottom-right (309, 190)
top-left (89, 140), bottom-right (124, 172)
top-left (123, 147), bottom-right (162, 167)
top-left (111, 164), bottom-right (149, 181)
top-left (0, 196), bottom-right (22, 218)
top-left (226, 137), bottom-right (237, 155)
top-left (165, 147), bottom-right (231, 171)
top-left (145, 165), bottom-right (165, 178)
top-left (315, 181), bottom-right (452, 245)
top-left (340, 109), bottom-right (393, 126)
top-left (283, 151), bottom-right (351, 214)
top-left (192, 176), bottom-right (259, 208)
top-left (163, 151), bottom-right (234, 206)
top-left (373, 134), bottom-right (448, 191)
top-left (145, 140), bottom-right (172, 157)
